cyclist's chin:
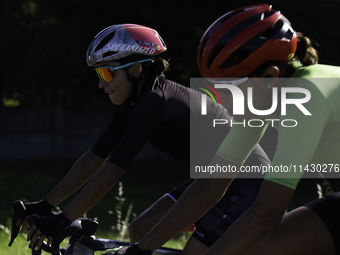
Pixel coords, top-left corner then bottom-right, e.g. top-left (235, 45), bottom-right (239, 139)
top-left (109, 94), bottom-right (126, 105)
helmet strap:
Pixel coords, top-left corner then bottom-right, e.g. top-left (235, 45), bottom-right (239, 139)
top-left (252, 76), bottom-right (271, 94)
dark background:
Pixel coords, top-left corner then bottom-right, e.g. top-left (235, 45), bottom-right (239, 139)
top-left (1, 0), bottom-right (340, 109)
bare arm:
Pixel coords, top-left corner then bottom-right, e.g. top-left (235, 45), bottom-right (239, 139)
top-left (202, 181), bottom-right (295, 255)
top-left (28, 156), bottom-right (125, 250)
top-left (45, 149), bottom-right (106, 207)
top-left (62, 161), bottom-right (125, 221)
top-left (137, 154), bottom-right (239, 251)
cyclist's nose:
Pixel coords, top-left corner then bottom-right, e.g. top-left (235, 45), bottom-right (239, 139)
top-left (98, 78), bottom-right (107, 89)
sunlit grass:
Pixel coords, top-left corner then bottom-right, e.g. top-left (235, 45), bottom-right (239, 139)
top-left (0, 224), bottom-right (63, 255)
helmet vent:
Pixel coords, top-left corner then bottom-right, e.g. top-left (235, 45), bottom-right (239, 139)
top-left (263, 10), bottom-right (276, 19)
top-left (284, 29), bottom-right (294, 40)
top-left (208, 10), bottom-right (244, 37)
top-left (207, 13), bottom-right (263, 68)
top-left (260, 21), bottom-right (284, 39)
top-left (219, 48), bottom-right (252, 69)
top-left (95, 31), bottom-right (116, 52)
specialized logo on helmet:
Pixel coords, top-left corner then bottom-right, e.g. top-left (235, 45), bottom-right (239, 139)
top-left (106, 43), bottom-right (159, 55)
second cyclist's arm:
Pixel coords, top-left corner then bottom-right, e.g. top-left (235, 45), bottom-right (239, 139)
top-left (137, 154), bottom-right (238, 252)
top-left (46, 149), bottom-right (106, 207)
top-left (61, 161), bottom-right (125, 221)
top-left (201, 79), bottom-right (332, 255)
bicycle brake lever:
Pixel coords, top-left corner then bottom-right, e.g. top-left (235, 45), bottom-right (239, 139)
top-left (9, 200), bottom-right (27, 246)
top-left (48, 220), bottom-right (82, 255)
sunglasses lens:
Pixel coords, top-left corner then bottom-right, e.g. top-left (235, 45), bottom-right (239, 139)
top-left (96, 67), bottom-right (113, 82)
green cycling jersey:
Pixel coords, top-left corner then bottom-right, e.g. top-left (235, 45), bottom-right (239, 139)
top-left (217, 64), bottom-right (340, 189)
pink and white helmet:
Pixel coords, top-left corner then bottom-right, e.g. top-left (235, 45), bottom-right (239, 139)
top-left (86, 24), bottom-right (167, 66)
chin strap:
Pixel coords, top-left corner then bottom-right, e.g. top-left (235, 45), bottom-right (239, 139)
top-left (252, 75), bottom-right (271, 94)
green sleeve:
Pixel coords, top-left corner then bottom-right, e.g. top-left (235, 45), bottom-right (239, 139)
top-left (265, 79), bottom-right (332, 189)
top-left (217, 124), bottom-right (268, 164)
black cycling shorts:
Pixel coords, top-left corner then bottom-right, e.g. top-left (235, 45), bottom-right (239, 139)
top-left (166, 178), bottom-right (263, 247)
top-left (304, 191), bottom-right (340, 255)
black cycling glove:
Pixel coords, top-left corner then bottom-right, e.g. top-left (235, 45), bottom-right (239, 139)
top-left (25, 199), bottom-right (54, 217)
top-left (109, 244), bottom-right (152, 255)
top-left (28, 213), bottom-right (72, 238)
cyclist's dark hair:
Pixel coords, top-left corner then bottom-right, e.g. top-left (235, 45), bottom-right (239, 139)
top-left (285, 32), bottom-right (319, 76)
top-left (118, 55), bottom-right (170, 103)
top-left (294, 32), bottom-right (319, 65)
top-left (119, 55), bottom-right (170, 79)
top-left (143, 57), bottom-right (170, 78)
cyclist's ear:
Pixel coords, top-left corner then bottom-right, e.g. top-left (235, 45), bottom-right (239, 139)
top-left (261, 66), bottom-right (280, 78)
top-left (129, 62), bottom-right (142, 78)
top-left (260, 66), bottom-right (280, 89)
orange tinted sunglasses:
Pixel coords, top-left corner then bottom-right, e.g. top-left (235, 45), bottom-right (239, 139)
top-left (95, 59), bottom-right (152, 82)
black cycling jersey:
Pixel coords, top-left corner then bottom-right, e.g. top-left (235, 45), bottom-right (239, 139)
top-left (91, 77), bottom-right (270, 171)
top-left (91, 77), bottom-right (227, 170)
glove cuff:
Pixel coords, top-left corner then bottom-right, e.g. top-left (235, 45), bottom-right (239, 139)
top-left (42, 199), bottom-right (54, 211)
top-left (59, 213), bottom-right (72, 225)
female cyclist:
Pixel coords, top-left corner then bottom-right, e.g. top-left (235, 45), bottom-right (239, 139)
top-left (22, 24), bottom-right (272, 253)
top-left (116, 4), bottom-right (340, 255)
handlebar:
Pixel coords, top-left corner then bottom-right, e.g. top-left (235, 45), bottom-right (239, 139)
top-left (9, 200), bottom-right (99, 255)
top-left (10, 200), bottom-right (181, 255)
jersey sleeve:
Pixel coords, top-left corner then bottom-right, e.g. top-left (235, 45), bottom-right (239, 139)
top-left (264, 79), bottom-right (333, 189)
top-left (107, 90), bottom-right (165, 170)
top-left (91, 105), bottom-right (129, 159)
top-left (217, 124), bottom-right (268, 165)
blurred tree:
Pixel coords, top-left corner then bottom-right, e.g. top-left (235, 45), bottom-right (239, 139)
top-left (1, 0), bottom-right (339, 109)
